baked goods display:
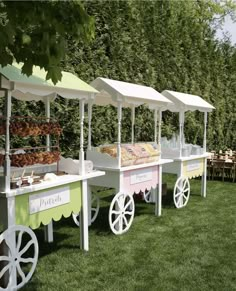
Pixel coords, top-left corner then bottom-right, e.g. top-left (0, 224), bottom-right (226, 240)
top-left (0, 116), bottom-right (62, 169)
top-left (11, 151), bottom-right (60, 167)
top-left (100, 143), bottom-right (160, 167)
top-left (10, 121), bottom-right (62, 136)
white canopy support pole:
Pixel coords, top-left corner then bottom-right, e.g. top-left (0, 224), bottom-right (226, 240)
top-left (117, 101), bottom-right (122, 168)
top-left (179, 111), bottom-right (184, 158)
top-left (201, 111), bottom-right (208, 198)
top-left (131, 104), bottom-right (135, 144)
top-left (45, 98), bottom-right (50, 151)
top-left (79, 99), bottom-right (85, 175)
top-left (88, 101), bottom-right (93, 151)
top-left (4, 90), bottom-right (11, 192)
top-left (44, 97), bottom-right (54, 243)
top-left (203, 112), bottom-right (207, 153)
top-left (158, 110), bottom-right (162, 155)
top-left (154, 109), bottom-right (158, 144)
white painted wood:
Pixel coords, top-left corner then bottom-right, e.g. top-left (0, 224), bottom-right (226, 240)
top-left (154, 109), bottom-right (157, 144)
top-left (108, 192), bottom-right (135, 235)
top-left (203, 112), bottom-right (207, 153)
top-left (0, 225), bottom-right (39, 290)
top-left (3, 90), bottom-right (11, 193)
top-left (80, 179), bottom-right (89, 251)
top-left (158, 110), bottom-right (162, 155)
top-left (44, 221), bottom-right (54, 243)
top-left (88, 101), bottom-right (93, 150)
top-left (131, 105), bottom-right (135, 143)
top-left (45, 98), bottom-right (50, 152)
top-left (0, 171), bottom-right (105, 198)
top-left (86, 149), bottom-right (119, 169)
top-left (79, 99), bottom-right (85, 175)
top-left (201, 158), bottom-right (207, 198)
top-left (117, 101), bottom-right (122, 168)
top-left (179, 111), bottom-right (185, 158)
top-left (173, 176), bottom-right (190, 208)
top-left (156, 165), bottom-right (162, 216)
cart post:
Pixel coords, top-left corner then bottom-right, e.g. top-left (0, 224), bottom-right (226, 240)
top-left (131, 104), bottom-right (135, 144)
top-left (3, 90), bottom-right (11, 193)
top-left (79, 179), bottom-right (89, 251)
top-left (79, 99), bottom-right (85, 175)
top-left (88, 101), bottom-right (93, 151)
top-left (44, 98), bottom-right (54, 243)
top-left (201, 112), bottom-right (208, 197)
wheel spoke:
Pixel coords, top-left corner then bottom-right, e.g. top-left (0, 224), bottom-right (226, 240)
top-left (117, 195), bottom-right (125, 210)
top-left (112, 214), bottom-right (121, 227)
top-left (16, 262), bottom-right (26, 282)
top-left (16, 230), bottom-right (23, 253)
top-left (0, 256), bottom-right (10, 262)
top-left (183, 179), bottom-right (187, 189)
top-left (19, 240), bottom-right (34, 256)
top-left (124, 199), bottom-right (132, 211)
top-left (111, 210), bottom-right (121, 215)
top-left (19, 257), bottom-right (34, 264)
top-left (123, 216), bottom-right (128, 227)
top-left (174, 191), bottom-right (182, 198)
top-left (177, 196), bottom-right (183, 207)
top-left (177, 185), bottom-right (182, 192)
top-left (184, 187), bottom-right (190, 193)
top-left (0, 263), bottom-right (11, 279)
top-left (118, 216), bottom-right (123, 232)
top-left (124, 210), bottom-right (133, 216)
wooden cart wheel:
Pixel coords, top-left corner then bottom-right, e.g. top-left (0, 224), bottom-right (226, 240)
top-left (0, 225), bottom-right (38, 290)
top-left (109, 192), bottom-right (135, 235)
top-left (173, 176), bottom-right (190, 208)
top-left (143, 190), bottom-right (154, 203)
top-left (73, 194), bottom-right (100, 227)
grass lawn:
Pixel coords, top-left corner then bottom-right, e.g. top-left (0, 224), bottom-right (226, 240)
top-left (19, 174), bottom-right (236, 291)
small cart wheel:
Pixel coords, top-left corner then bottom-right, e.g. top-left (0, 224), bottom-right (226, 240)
top-left (0, 225), bottom-right (38, 290)
top-left (173, 176), bottom-right (190, 208)
top-left (73, 194), bottom-right (100, 227)
top-left (109, 192), bottom-right (135, 235)
top-left (143, 190), bottom-right (153, 203)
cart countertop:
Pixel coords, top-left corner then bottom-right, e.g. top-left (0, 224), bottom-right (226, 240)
top-left (93, 159), bottom-right (173, 172)
top-left (171, 153), bottom-right (209, 162)
top-left (0, 170), bottom-right (105, 198)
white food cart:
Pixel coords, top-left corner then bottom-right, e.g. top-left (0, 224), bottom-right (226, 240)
top-left (160, 90), bottom-right (215, 208)
top-left (0, 64), bottom-right (104, 290)
top-left (81, 78), bottom-right (173, 235)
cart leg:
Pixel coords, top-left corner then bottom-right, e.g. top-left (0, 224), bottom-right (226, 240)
top-left (155, 165), bottom-right (162, 216)
top-left (80, 179), bottom-right (89, 251)
top-left (44, 221), bottom-right (53, 243)
top-left (201, 159), bottom-right (207, 197)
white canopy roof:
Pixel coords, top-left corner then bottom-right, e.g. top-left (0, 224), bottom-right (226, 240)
top-left (0, 63), bottom-right (98, 102)
top-left (90, 77), bottom-right (172, 108)
top-left (161, 90), bottom-right (215, 112)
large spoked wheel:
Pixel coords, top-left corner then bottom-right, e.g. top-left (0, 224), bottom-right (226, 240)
top-left (0, 225), bottom-right (38, 290)
top-left (109, 192), bottom-right (135, 235)
top-left (174, 176), bottom-right (190, 208)
top-left (73, 194), bottom-right (100, 227)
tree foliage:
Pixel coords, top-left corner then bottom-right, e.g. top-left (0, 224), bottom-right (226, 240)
top-left (0, 0), bottom-right (94, 84)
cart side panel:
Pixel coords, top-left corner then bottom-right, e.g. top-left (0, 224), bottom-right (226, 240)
top-left (15, 181), bottom-right (82, 229)
top-left (183, 158), bottom-right (205, 179)
top-left (123, 165), bottom-right (159, 194)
